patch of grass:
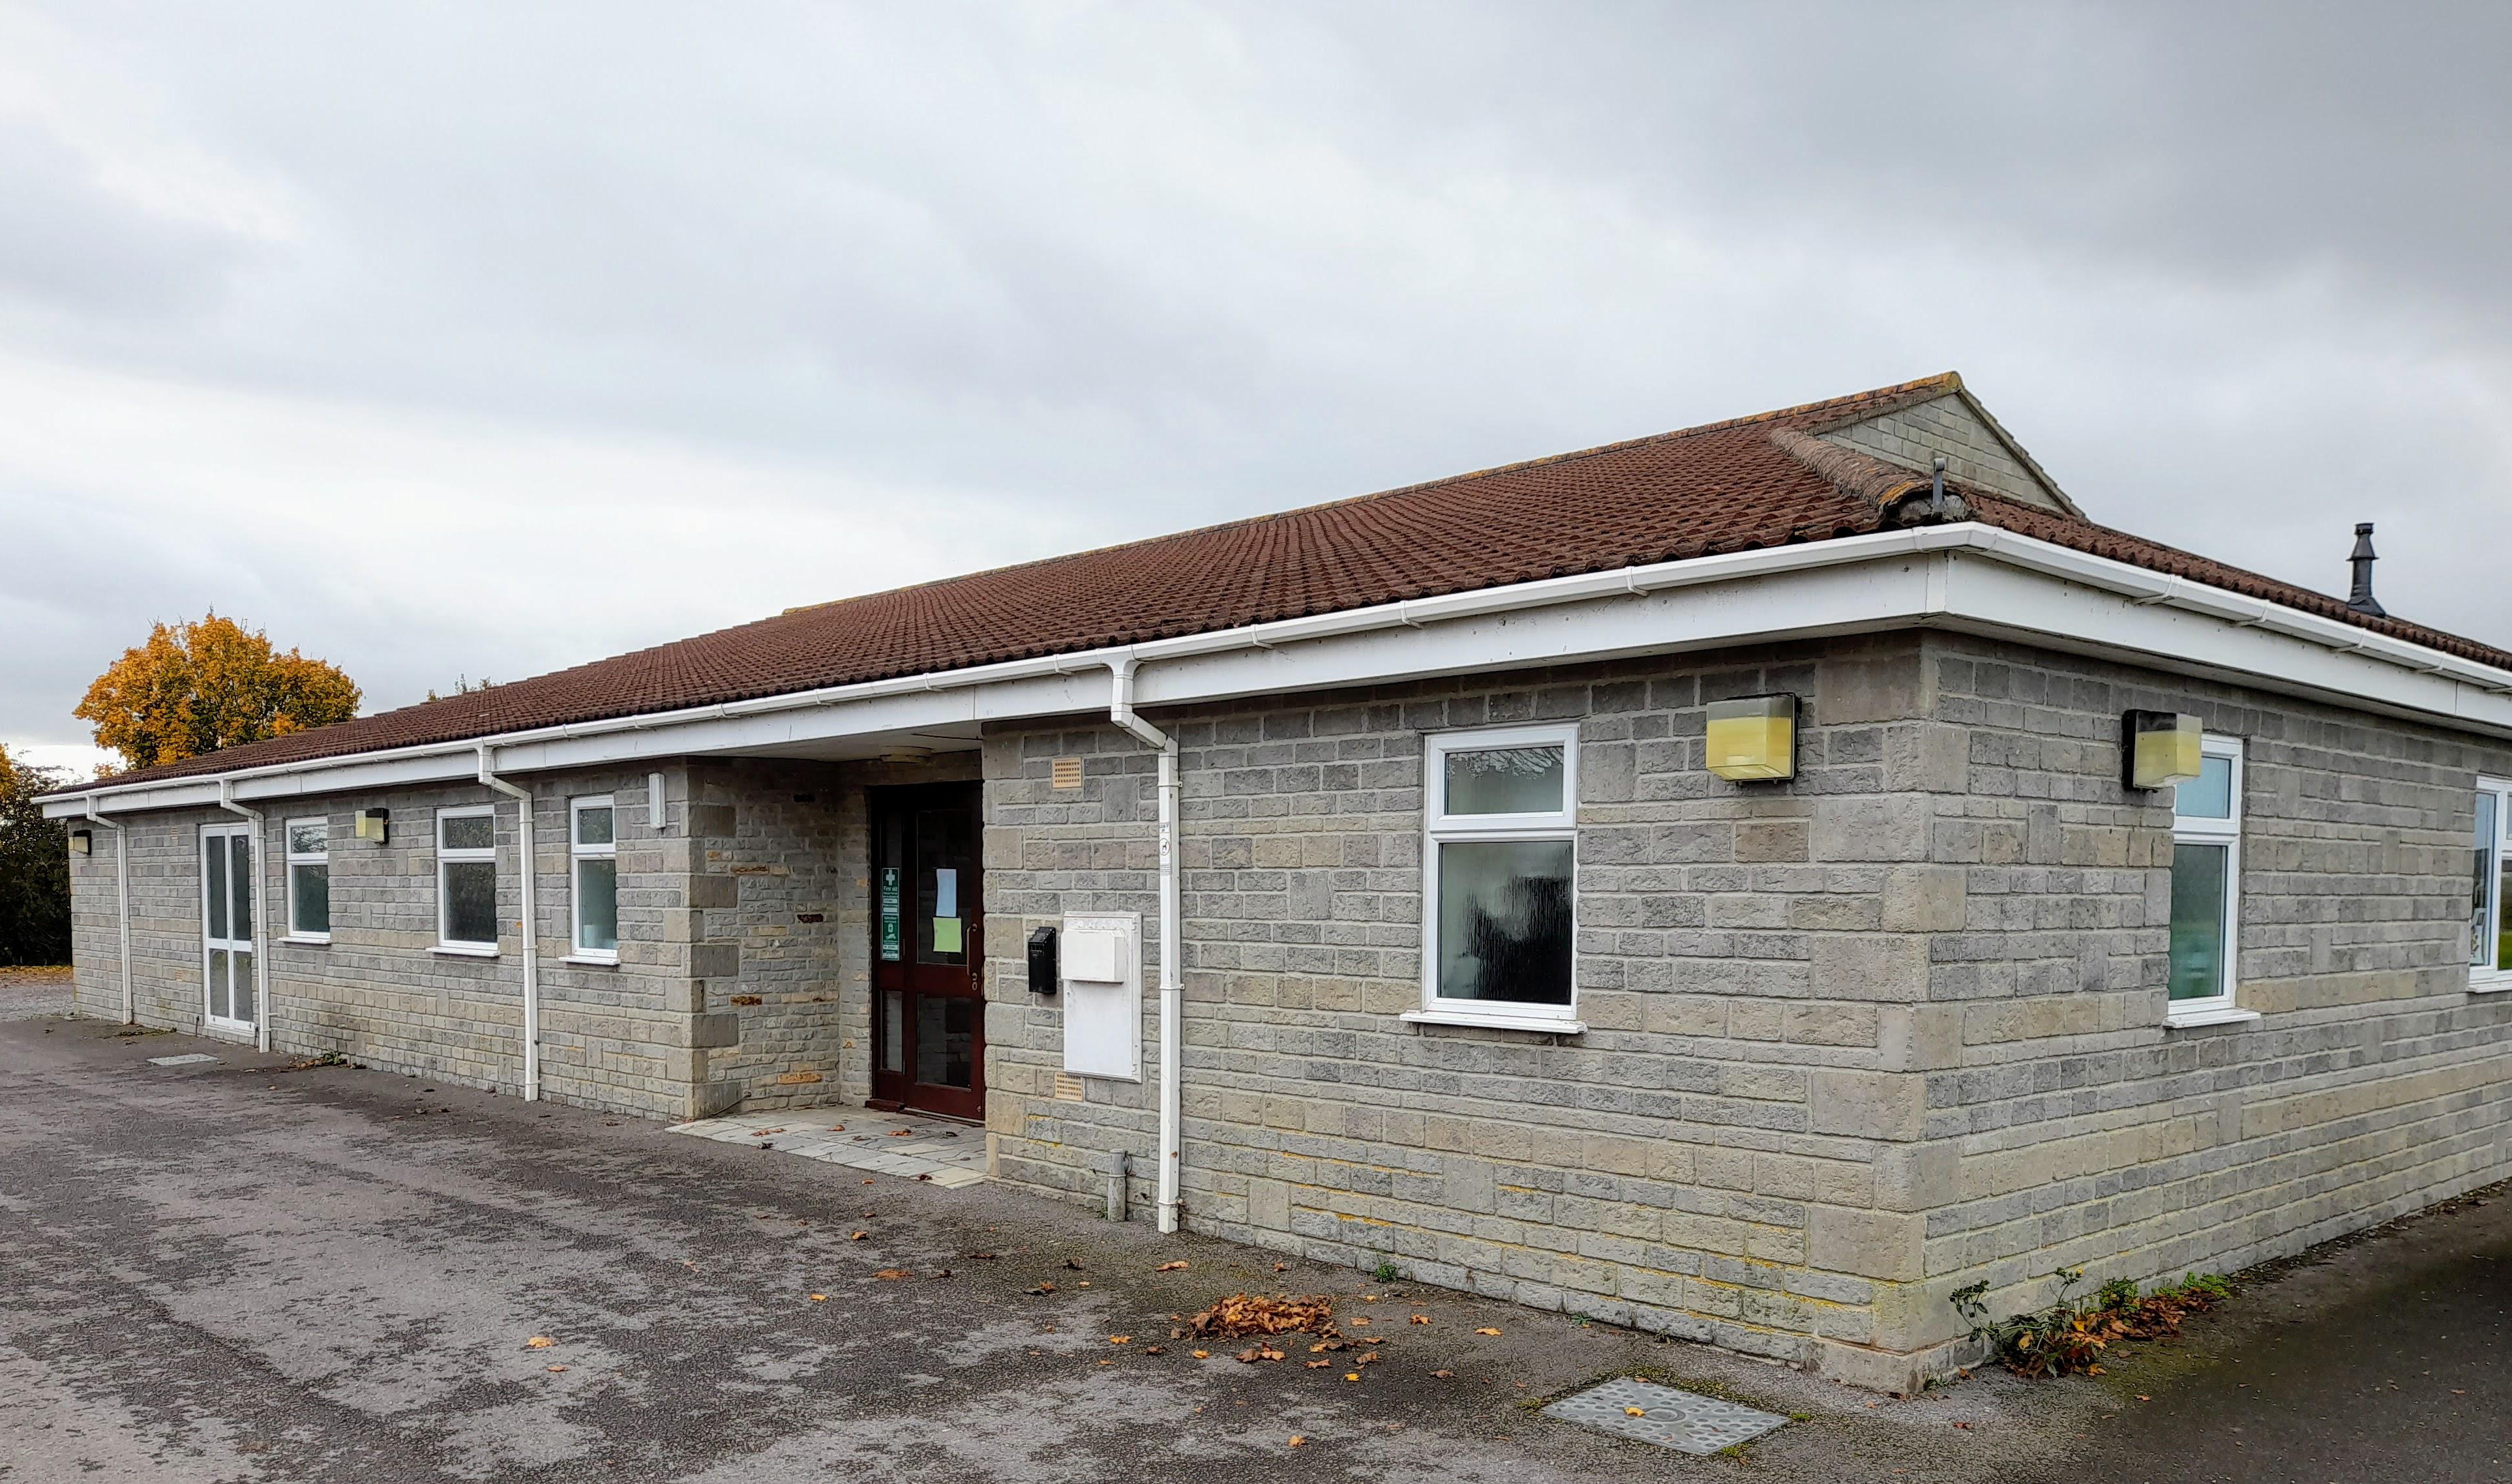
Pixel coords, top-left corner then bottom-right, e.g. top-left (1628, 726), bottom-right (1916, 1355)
top-left (1372, 1260), bottom-right (1399, 1283)
top-left (1951, 1268), bottom-right (2234, 1378)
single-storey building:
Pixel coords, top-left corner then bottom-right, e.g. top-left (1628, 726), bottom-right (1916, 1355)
top-left (46, 372), bottom-right (2512, 1390)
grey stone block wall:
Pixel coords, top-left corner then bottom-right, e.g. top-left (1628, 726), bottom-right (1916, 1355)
top-left (983, 638), bottom-right (1955, 1382)
top-left (1917, 634), bottom-right (2512, 1343)
top-left (982, 629), bottom-right (2512, 1389)
top-left (65, 767), bottom-right (717, 1118)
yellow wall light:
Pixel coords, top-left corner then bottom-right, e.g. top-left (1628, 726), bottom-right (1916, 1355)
top-left (2123, 711), bottom-right (2204, 790)
top-left (1705, 694), bottom-right (1797, 782)
top-left (69, 829), bottom-right (93, 855)
top-left (353, 808), bottom-right (391, 843)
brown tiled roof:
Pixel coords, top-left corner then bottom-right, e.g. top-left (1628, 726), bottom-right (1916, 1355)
top-left (64, 373), bottom-right (2512, 793)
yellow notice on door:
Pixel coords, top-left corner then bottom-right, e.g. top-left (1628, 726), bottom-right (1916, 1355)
top-left (933, 917), bottom-right (963, 953)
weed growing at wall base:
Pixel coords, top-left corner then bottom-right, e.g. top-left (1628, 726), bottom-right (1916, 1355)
top-left (1950, 1269), bottom-right (2232, 1378)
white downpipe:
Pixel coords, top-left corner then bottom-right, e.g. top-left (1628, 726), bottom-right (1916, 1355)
top-left (477, 747), bottom-right (540, 1101)
top-left (214, 780), bottom-right (272, 1053)
top-left (1108, 655), bottom-right (1183, 1235)
top-left (82, 796), bottom-right (133, 1024)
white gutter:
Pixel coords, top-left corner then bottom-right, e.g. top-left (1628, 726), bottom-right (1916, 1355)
top-left (46, 524), bottom-right (2512, 822)
top-left (1107, 655), bottom-right (1184, 1235)
top-left (82, 796), bottom-right (132, 1025)
top-left (475, 747), bottom-right (540, 1101)
top-left (214, 780), bottom-right (272, 1053)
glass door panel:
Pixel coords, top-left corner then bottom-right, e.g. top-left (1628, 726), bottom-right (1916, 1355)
top-left (202, 827), bottom-right (256, 1032)
top-left (869, 784), bottom-right (985, 1120)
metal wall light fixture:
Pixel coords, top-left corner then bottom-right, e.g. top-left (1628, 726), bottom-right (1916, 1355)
top-left (1705, 694), bottom-right (1798, 782)
top-left (2122, 711), bottom-right (2204, 790)
top-left (69, 829), bottom-right (92, 855)
top-left (353, 807), bottom-right (391, 842)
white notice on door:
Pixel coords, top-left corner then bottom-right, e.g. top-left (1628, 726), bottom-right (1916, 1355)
top-left (934, 868), bottom-right (958, 918)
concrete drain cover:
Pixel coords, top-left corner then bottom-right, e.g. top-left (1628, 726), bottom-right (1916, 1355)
top-left (1543, 1376), bottom-right (1787, 1454)
top-left (146, 1054), bottom-right (220, 1067)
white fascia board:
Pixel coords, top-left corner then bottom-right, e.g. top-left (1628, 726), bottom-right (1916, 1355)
top-left (45, 522), bottom-right (2512, 820)
top-left (1937, 553), bottom-right (2512, 735)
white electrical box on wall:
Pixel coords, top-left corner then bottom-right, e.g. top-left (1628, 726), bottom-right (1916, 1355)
top-left (1060, 910), bottom-right (1141, 1082)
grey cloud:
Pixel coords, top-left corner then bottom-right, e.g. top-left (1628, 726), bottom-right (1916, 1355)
top-left (0, 1), bottom-right (2505, 754)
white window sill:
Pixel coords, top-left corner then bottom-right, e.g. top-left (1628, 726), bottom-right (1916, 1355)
top-left (561, 953), bottom-right (619, 968)
top-left (430, 943), bottom-right (501, 959)
top-left (281, 934), bottom-right (331, 946)
top-left (1402, 1007), bottom-right (1585, 1035)
top-left (2164, 1005), bottom-right (2261, 1030)
top-left (2472, 977), bottom-right (2512, 994)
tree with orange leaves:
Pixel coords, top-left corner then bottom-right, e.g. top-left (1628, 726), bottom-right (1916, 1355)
top-left (75, 614), bottom-right (361, 771)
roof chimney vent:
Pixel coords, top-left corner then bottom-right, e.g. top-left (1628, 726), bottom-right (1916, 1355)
top-left (2346, 522), bottom-right (2386, 617)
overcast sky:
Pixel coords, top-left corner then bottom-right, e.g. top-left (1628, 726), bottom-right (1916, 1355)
top-left (5, 2), bottom-right (2508, 777)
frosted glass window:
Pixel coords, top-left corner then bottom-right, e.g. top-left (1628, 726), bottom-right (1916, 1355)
top-left (1422, 724), bottom-right (1579, 1022)
top-left (575, 859), bottom-right (618, 953)
top-left (1444, 746), bottom-right (1565, 816)
top-left (2166, 735), bottom-right (2243, 1018)
top-left (437, 807), bottom-right (499, 948)
top-left (1436, 840), bottom-right (1574, 1004)
top-left (444, 861), bottom-right (498, 945)
top-left (571, 796), bottom-right (619, 958)
top-left (2175, 754), bottom-right (2235, 819)
top-left (2168, 844), bottom-right (2230, 1001)
top-left (290, 865), bottom-right (329, 936)
top-left (285, 817), bottom-right (329, 938)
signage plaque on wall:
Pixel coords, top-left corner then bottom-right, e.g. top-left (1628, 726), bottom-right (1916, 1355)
top-left (878, 867), bottom-right (903, 961)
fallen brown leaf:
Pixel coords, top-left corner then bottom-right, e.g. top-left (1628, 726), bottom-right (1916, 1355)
top-left (1625, 1406), bottom-right (1647, 1417)
top-left (1411, 1314), bottom-right (1431, 1325)
top-left (1144, 1345), bottom-right (1165, 1355)
top-left (546, 1364), bottom-right (568, 1373)
top-left (1474, 1327), bottom-right (1503, 1336)
top-left (1185, 1292), bottom-right (1337, 1341)
top-left (808, 1294), bottom-right (828, 1303)
top-left (1287, 1436), bottom-right (1306, 1448)
top-left (1306, 1359), bottom-right (1331, 1369)
top-left (1343, 1373), bottom-right (1360, 1382)
top-left (848, 1230), bottom-right (869, 1241)
top-left (1431, 1369), bottom-right (1455, 1379)
top-left (1191, 1350), bottom-right (1211, 1359)
top-left (1109, 1336), bottom-right (1131, 1345)
top-left (1156, 1260), bottom-right (1188, 1272)
top-left (1024, 1283), bottom-right (1057, 1295)
top-left (524, 1336), bottom-right (555, 1349)
top-left (873, 1268), bottom-right (912, 1280)
top-left (1349, 1316), bottom-right (1373, 1328)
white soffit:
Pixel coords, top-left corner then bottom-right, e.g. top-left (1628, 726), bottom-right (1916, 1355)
top-left (46, 525), bottom-right (2512, 818)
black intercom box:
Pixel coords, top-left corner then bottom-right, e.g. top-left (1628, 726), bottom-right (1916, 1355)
top-left (1026, 925), bottom-right (1058, 996)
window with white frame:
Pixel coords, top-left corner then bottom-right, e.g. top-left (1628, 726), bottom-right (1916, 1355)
top-left (436, 806), bottom-right (500, 950)
top-left (571, 795), bottom-right (618, 960)
top-left (2475, 778), bottom-right (2512, 987)
top-left (2166, 735), bottom-right (2243, 1018)
top-left (284, 818), bottom-right (329, 941)
top-left (1418, 723), bottom-right (1579, 1025)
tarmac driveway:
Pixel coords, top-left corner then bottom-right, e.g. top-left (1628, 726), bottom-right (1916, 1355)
top-left (3, 1004), bottom-right (2507, 1483)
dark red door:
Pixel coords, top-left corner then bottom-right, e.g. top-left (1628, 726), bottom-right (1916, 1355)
top-left (869, 784), bottom-right (985, 1121)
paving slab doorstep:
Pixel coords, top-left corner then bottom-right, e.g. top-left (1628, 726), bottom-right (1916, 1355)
top-left (667, 1106), bottom-right (989, 1187)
